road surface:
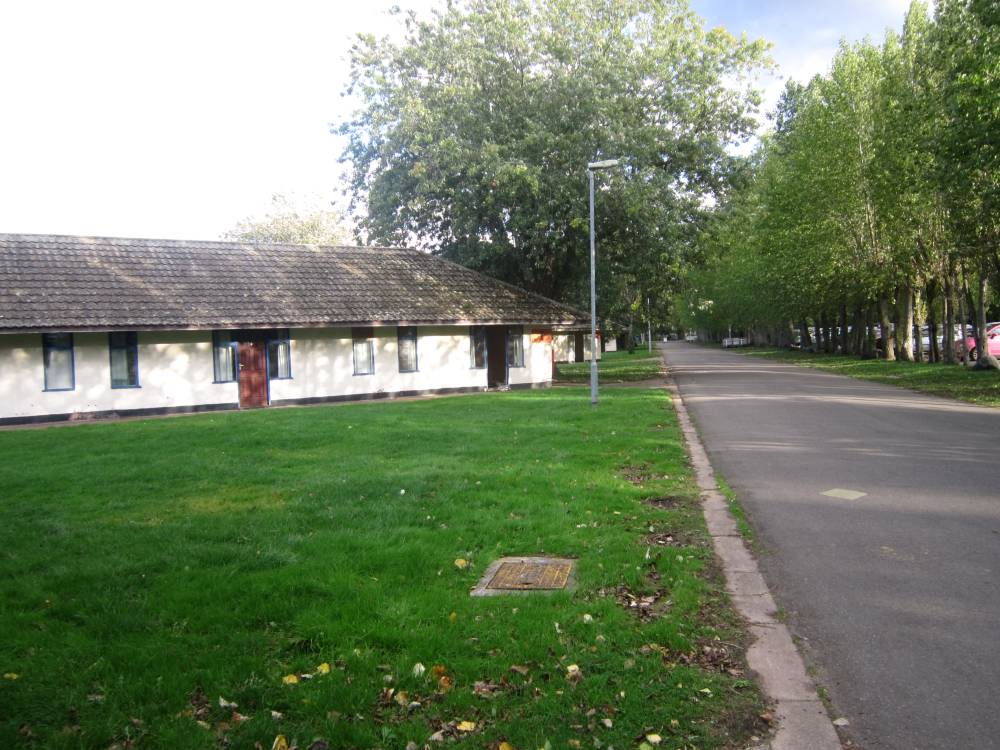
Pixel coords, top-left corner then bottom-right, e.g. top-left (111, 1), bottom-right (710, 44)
top-left (662, 342), bottom-right (1000, 750)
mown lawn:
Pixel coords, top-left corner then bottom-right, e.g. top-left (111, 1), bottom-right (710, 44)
top-left (555, 350), bottom-right (665, 383)
top-left (0, 389), bottom-right (763, 750)
top-left (741, 347), bottom-right (1000, 407)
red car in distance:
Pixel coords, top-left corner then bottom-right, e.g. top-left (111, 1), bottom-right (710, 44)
top-left (955, 322), bottom-right (1000, 361)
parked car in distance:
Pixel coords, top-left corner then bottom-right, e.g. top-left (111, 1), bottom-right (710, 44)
top-left (955, 322), bottom-right (1000, 360)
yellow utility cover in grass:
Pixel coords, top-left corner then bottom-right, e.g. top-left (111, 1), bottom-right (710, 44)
top-left (470, 556), bottom-right (576, 596)
top-left (821, 488), bottom-right (867, 501)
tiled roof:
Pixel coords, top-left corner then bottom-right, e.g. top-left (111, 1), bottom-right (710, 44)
top-left (0, 234), bottom-right (588, 332)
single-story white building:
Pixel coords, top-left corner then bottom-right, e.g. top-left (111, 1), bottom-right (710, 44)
top-left (0, 234), bottom-right (589, 425)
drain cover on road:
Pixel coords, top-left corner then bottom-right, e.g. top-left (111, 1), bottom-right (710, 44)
top-left (471, 556), bottom-right (575, 597)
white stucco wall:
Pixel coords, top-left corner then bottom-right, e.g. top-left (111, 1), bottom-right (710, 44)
top-left (268, 326), bottom-right (491, 402)
top-left (0, 325), bottom-right (553, 422)
top-left (0, 331), bottom-right (237, 420)
top-left (508, 330), bottom-right (553, 386)
top-left (552, 333), bottom-right (602, 362)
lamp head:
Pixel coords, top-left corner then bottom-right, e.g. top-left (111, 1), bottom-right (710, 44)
top-left (587, 159), bottom-right (620, 170)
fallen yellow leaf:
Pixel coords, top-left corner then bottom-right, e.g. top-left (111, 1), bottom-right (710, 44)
top-left (456, 720), bottom-right (476, 732)
top-left (272, 735), bottom-right (289, 750)
top-left (438, 675), bottom-right (454, 692)
top-left (316, 662), bottom-right (331, 675)
top-left (499, 742), bottom-right (515, 750)
top-left (2, 673), bottom-right (19, 680)
top-left (454, 558), bottom-right (468, 569)
top-left (646, 733), bottom-right (662, 745)
top-left (448, 611), bottom-right (458, 623)
top-left (281, 674), bottom-right (299, 685)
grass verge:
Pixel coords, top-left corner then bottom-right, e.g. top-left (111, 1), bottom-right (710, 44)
top-left (739, 347), bottom-right (1000, 407)
top-left (715, 477), bottom-right (759, 554)
top-left (0, 389), bottom-right (765, 749)
top-left (555, 350), bottom-right (665, 383)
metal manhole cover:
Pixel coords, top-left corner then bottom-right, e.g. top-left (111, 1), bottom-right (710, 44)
top-left (471, 556), bottom-right (576, 597)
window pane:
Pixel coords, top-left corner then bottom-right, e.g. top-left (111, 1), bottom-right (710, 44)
top-left (471, 326), bottom-right (487, 368)
top-left (213, 331), bottom-right (237, 382)
top-left (268, 338), bottom-right (291, 379)
top-left (110, 332), bottom-right (138, 387)
top-left (507, 326), bottom-right (524, 367)
top-left (43, 343), bottom-right (73, 390)
top-left (398, 327), bottom-right (417, 372)
top-left (353, 338), bottom-right (373, 375)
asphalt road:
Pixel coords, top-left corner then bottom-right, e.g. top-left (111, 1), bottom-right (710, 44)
top-left (662, 342), bottom-right (1000, 750)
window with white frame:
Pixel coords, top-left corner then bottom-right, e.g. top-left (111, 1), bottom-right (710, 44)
top-left (397, 326), bottom-right (418, 372)
top-left (42, 333), bottom-right (75, 391)
top-left (109, 331), bottom-right (140, 388)
top-left (353, 327), bottom-right (375, 375)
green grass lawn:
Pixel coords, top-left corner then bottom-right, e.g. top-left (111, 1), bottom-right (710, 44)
top-left (555, 349), bottom-right (665, 383)
top-left (739, 347), bottom-right (1000, 407)
top-left (0, 389), bottom-right (763, 750)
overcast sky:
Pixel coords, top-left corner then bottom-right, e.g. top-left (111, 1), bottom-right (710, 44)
top-left (0, 0), bottom-right (909, 241)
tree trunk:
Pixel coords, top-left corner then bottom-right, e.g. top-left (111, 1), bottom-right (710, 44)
top-left (943, 267), bottom-right (956, 363)
top-left (926, 278), bottom-right (939, 363)
top-left (799, 320), bottom-right (812, 352)
top-left (958, 283), bottom-right (970, 363)
top-left (840, 304), bottom-right (850, 355)
top-left (973, 264), bottom-right (999, 370)
top-left (862, 306), bottom-right (877, 359)
top-left (899, 283), bottom-right (915, 362)
top-left (879, 297), bottom-right (896, 361)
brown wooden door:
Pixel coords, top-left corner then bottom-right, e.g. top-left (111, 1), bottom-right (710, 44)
top-left (486, 326), bottom-right (508, 387)
top-left (238, 339), bottom-right (268, 408)
top-left (574, 333), bottom-right (585, 362)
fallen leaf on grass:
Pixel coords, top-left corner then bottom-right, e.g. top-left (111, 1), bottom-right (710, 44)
top-left (271, 735), bottom-right (289, 750)
top-left (509, 664), bottom-right (530, 676)
top-left (412, 662), bottom-right (426, 678)
top-left (454, 558), bottom-right (468, 569)
top-left (282, 674), bottom-right (299, 685)
top-left (219, 696), bottom-right (238, 710)
top-left (565, 664), bottom-right (583, 684)
top-left (499, 743), bottom-right (515, 750)
top-left (270, 710), bottom-right (284, 721)
top-left (473, 680), bottom-right (501, 698)
top-left (456, 720), bottom-right (477, 732)
top-left (315, 662), bottom-right (331, 675)
top-left (431, 664), bottom-right (449, 678)
top-left (448, 611), bottom-right (458, 623)
top-left (646, 733), bottom-right (662, 744)
top-left (438, 675), bottom-right (454, 692)
top-left (3, 673), bottom-right (19, 680)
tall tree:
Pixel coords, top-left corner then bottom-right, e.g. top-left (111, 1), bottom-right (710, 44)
top-left (930, 0), bottom-right (1000, 368)
top-left (339, 0), bottom-right (769, 320)
top-left (224, 194), bottom-right (353, 246)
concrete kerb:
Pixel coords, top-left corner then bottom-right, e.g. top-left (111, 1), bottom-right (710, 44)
top-left (660, 353), bottom-right (843, 750)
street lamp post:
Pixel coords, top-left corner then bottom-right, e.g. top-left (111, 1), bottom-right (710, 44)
top-left (587, 158), bottom-right (619, 406)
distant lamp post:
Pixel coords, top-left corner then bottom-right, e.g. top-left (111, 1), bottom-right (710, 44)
top-left (587, 158), bottom-right (619, 406)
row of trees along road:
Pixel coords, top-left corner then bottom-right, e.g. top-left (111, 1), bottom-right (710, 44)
top-left (338, 0), bottom-right (769, 342)
top-left (678, 0), bottom-right (1000, 369)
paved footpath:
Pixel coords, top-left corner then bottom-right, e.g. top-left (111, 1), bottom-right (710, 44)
top-left (661, 342), bottom-right (1000, 750)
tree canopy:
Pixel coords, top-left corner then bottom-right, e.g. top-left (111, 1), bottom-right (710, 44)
top-left (224, 194), bottom-right (352, 246)
top-left (677, 0), bottom-right (1000, 368)
top-left (339, 0), bottom-right (769, 329)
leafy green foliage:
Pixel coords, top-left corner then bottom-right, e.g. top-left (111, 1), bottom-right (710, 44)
top-left (224, 194), bottom-right (352, 245)
top-left (339, 0), bottom-right (770, 327)
top-left (678, 0), bottom-right (998, 366)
